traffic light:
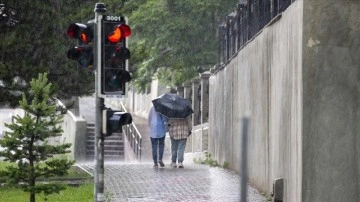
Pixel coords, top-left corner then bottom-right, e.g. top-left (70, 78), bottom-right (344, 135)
top-left (102, 109), bottom-right (132, 136)
top-left (66, 22), bottom-right (94, 69)
top-left (101, 16), bottom-right (132, 95)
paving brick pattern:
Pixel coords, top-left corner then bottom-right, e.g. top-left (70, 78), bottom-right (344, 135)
top-left (79, 162), bottom-right (267, 202)
top-left (79, 97), bottom-right (267, 202)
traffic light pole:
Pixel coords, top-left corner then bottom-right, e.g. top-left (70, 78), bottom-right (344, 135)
top-left (94, 3), bottom-right (106, 202)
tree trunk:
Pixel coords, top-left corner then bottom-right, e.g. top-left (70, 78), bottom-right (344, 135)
top-left (30, 193), bottom-right (35, 202)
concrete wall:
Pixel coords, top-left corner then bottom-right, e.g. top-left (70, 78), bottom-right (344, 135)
top-left (209, 0), bottom-right (360, 201)
top-left (209, 1), bottom-right (302, 200)
top-left (0, 109), bottom-right (25, 160)
top-left (60, 111), bottom-right (87, 162)
top-left (190, 123), bottom-right (209, 152)
top-left (0, 108), bottom-right (87, 162)
top-left (0, 108), bottom-right (25, 137)
top-left (302, 0), bottom-right (360, 201)
top-left (106, 79), bottom-right (169, 118)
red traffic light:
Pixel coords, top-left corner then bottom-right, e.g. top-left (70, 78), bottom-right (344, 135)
top-left (67, 23), bottom-right (94, 44)
top-left (102, 17), bottom-right (131, 95)
top-left (107, 24), bottom-right (131, 43)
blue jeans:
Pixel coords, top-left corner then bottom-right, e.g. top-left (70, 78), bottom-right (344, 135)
top-left (170, 137), bottom-right (187, 163)
top-left (150, 136), bottom-right (165, 164)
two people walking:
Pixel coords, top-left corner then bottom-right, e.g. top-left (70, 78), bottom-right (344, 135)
top-left (148, 105), bottom-right (192, 168)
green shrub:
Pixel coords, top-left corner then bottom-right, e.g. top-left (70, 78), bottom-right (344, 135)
top-left (193, 152), bottom-right (220, 167)
top-left (223, 161), bottom-right (229, 169)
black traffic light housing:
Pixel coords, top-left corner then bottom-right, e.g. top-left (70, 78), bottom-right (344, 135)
top-left (67, 23), bottom-right (94, 44)
top-left (103, 109), bottom-right (132, 136)
top-left (67, 46), bottom-right (93, 68)
top-left (101, 16), bottom-right (131, 96)
top-left (66, 22), bottom-right (94, 69)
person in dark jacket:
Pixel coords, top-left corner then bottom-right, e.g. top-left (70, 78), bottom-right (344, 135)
top-left (167, 116), bottom-right (192, 168)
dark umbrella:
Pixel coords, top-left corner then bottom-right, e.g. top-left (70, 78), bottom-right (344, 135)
top-left (152, 93), bottom-right (193, 119)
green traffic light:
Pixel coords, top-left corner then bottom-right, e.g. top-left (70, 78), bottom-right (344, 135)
top-left (104, 69), bottom-right (131, 92)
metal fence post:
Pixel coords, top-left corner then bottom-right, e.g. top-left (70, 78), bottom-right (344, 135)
top-left (240, 117), bottom-right (250, 202)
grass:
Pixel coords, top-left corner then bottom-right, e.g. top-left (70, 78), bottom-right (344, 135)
top-left (0, 161), bottom-right (92, 180)
top-left (0, 161), bottom-right (94, 201)
top-left (0, 184), bottom-right (94, 202)
top-left (51, 165), bottom-right (92, 179)
top-left (0, 161), bottom-right (12, 170)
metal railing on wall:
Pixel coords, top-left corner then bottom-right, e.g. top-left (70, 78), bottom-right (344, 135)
top-left (218, 0), bottom-right (295, 65)
top-left (120, 102), bottom-right (142, 161)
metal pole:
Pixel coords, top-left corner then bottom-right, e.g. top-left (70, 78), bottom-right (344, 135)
top-left (94, 3), bottom-right (106, 202)
top-left (240, 117), bottom-right (249, 202)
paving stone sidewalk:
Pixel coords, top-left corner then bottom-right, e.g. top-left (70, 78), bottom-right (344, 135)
top-left (79, 97), bottom-right (267, 202)
top-left (78, 162), bottom-right (267, 202)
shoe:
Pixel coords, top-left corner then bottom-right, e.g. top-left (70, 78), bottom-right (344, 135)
top-left (158, 160), bottom-right (165, 167)
top-left (170, 162), bottom-right (177, 168)
top-left (153, 164), bottom-right (158, 168)
top-left (178, 162), bottom-right (184, 168)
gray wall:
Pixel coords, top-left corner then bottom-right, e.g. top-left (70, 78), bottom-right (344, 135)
top-left (0, 107), bottom-right (87, 162)
top-left (61, 111), bottom-right (87, 162)
top-left (209, 0), bottom-right (360, 201)
top-left (106, 79), bottom-right (169, 118)
top-left (302, 0), bottom-right (360, 201)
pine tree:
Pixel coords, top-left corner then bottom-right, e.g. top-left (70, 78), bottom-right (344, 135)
top-left (0, 73), bottom-right (75, 202)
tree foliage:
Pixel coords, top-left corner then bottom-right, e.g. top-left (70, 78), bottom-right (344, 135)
top-left (0, 73), bottom-right (75, 202)
top-left (126, 0), bottom-right (239, 91)
top-left (0, 0), bottom-right (238, 101)
top-left (0, 0), bottom-right (95, 107)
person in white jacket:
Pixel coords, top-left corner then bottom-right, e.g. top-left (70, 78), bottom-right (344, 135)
top-left (148, 105), bottom-right (167, 168)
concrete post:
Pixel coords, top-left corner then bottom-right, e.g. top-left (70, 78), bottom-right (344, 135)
top-left (200, 72), bottom-right (211, 124)
top-left (176, 86), bottom-right (184, 97)
top-left (192, 78), bottom-right (201, 126)
top-left (183, 82), bottom-right (192, 152)
top-left (183, 82), bottom-right (192, 101)
top-left (190, 78), bottom-right (201, 153)
top-left (73, 96), bottom-right (80, 116)
top-left (199, 72), bottom-right (211, 152)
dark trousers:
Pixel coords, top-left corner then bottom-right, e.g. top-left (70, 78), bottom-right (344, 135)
top-left (150, 136), bottom-right (165, 164)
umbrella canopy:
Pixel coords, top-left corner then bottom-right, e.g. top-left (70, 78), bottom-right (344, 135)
top-left (152, 93), bottom-right (193, 119)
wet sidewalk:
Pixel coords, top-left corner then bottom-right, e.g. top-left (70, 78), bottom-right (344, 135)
top-left (78, 97), bottom-right (267, 201)
top-left (78, 162), bottom-right (267, 202)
